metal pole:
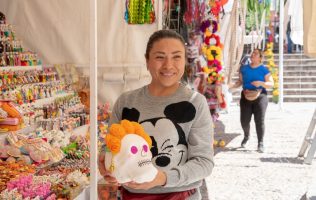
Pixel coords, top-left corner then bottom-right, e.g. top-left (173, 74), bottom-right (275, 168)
top-left (157, 0), bottom-right (163, 30)
top-left (279, 0), bottom-right (284, 110)
top-left (90, 0), bottom-right (98, 198)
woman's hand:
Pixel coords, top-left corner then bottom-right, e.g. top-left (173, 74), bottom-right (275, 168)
top-left (123, 170), bottom-right (167, 190)
top-left (251, 81), bottom-right (264, 88)
top-left (252, 74), bottom-right (274, 88)
top-left (98, 151), bottom-right (119, 184)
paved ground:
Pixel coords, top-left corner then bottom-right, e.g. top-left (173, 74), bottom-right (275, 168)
top-left (205, 103), bottom-right (316, 200)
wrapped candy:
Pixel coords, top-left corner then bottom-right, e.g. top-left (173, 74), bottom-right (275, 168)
top-left (6, 174), bottom-right (52, 199)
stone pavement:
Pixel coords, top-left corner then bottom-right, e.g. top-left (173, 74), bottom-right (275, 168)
top-left (205, 103), bottom-right (316, 200)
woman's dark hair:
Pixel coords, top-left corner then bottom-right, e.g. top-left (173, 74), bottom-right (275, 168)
top-left (145, 30), bottom-right (186, 59)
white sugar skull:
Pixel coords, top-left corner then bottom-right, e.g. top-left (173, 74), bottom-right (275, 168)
top-left (104, 120), bottom-right (158, 184)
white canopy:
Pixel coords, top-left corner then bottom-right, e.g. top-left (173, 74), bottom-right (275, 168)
top-left (0, 0), bottom-right (161, 105)
top-left (0, 0), bottom-right (159, 66)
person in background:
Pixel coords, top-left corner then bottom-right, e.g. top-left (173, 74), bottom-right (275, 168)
top-left (230, 49), bottom-right (273, 153)
top-left (286, 18), bottom-right (293, 53)
top-left (99, 29), bottom-right (214, 200)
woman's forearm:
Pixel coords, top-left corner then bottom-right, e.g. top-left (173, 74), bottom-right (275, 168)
top-left (262, 75), bottom-right (274, 89)
top-left (262, 81), bottom-right (274, 89)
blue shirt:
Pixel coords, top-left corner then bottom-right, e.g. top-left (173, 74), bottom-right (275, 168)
top-left (240, 64), bottom-right (270, 91)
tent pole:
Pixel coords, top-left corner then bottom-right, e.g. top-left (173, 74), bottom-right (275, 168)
top-left (90, 0), bottom-right (98, 198)
top-left (279, 0), bottom-right (284, 110)
top-left (157, 0), bottom-right (163, 30)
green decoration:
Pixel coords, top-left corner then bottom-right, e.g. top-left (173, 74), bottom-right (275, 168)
top-left (125, 0), bottom-right (155, 24)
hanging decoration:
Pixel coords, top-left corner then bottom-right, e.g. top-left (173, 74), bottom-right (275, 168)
top-left (208, 0), bottom-right (228, 19)
top-left (196, 0), bottom-right (228, 120)
top-left (184, 0), bottom-right (197, 24)
top-left (180, 0), bottom-right (228, 147)
top-left (209, 0), bottom-right (222, 18)
top-left (201, 20), bottom-right (218, 34)
top-left (183, 0), bottom-right (207, 29)
top-left (246, 0), bottom-right (271, 35)
top-left (199, 17), bottom-right (226, 122)
top-left (124, 0), bottom-right (156, 24)
top-left (200, 19), bottom-right (225, 85)
top-left (265, 42), bottom-right (279, 103)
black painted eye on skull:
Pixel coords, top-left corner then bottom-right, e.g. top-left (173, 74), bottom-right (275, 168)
top-left (155, 155), bottom-right (170, 167)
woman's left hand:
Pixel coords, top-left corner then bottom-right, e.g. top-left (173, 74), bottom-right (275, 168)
top-left (123, 170), bottom-right (167, 190)
top-left (251, 81), bottom-right (263, 87)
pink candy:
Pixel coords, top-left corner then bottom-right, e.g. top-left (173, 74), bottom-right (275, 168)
top-left (6, 174), bottom-right (52, 198)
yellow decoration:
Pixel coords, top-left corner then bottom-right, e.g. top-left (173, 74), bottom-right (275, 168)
top-left (205, 29), bottom-right (212, 37)
top-left (272, 90), bottom-right (279, 96)
top-left (218, 139), bottom-right (226, 147)
top-left (265, 42), bottom-right (279, 103)
top-left (206, 46), bottom-right (222, 61)
top-left (203, 67), bottom-right (212, 74)
top-left (201, 45), bottom-right (208, 55)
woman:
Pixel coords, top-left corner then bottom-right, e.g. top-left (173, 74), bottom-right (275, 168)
top-left (98, 30), bottom-right (214, 199)
top-left (232, 49), bottom-right (273, 153)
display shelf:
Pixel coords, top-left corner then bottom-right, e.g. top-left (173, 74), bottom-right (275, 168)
top-left (0, 123), bottom-right (87, 145)
top-left (0, 65), bottom-right (42, 71)
top-left (72, 124), bottom-right (89, 136)
top-left (19, 80), bottom-right (62, 87)
top-left (31, 92), bottom-right (75, 107)
top-left (2, 92), bottom-right (78, 138)
top-left (0, 80), bottom-right (62, 91)
top-left (30, 80), bottom-right (61, 86)
top-left (0, 124), bottom-right (36, 145)
top-left (13, 124), bottom-right (36, 136)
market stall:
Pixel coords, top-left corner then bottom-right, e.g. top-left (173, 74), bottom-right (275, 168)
top-left (3, 0), bottom-right (313, 199)
top-left (0, 0), bottom-right (161, 199)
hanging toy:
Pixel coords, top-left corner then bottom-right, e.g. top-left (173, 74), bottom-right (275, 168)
top-left (125, 0), bottom-right (156, 24)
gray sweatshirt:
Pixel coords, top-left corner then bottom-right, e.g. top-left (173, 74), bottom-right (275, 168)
top-left (110, 84), bottom-right (214, 197)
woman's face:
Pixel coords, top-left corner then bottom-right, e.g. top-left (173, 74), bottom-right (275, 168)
top-left (146, 38), bottom-right (185, 92)
top-left (250, 49), bottom-right (261, 64)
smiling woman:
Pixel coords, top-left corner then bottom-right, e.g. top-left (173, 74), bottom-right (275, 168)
top-left (98, 30), bottom-right (214, 200)
top-left (145, 31), bottom-right (186, 97)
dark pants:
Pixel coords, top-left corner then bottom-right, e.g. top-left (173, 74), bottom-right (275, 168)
top-left (240, 92), bottom-right (268, 144)
top-left (287, 31), bottom-right (293, 53)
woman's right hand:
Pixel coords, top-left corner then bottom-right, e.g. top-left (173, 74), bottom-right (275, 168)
top-left (98, 151), bottom-right (119, 184)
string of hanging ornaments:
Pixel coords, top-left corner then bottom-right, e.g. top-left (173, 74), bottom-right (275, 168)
top-left (199, 1), bottom-right (229, 113)
top-left (201, 0), bottom-right (227, 86)
top-left (265, 42), bottom-right (279, 103)
top-left (124, 0), bottom-right (156, 24)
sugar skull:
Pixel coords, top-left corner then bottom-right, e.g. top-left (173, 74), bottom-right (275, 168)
top-left (104, 120), bottom-right (158, 183)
